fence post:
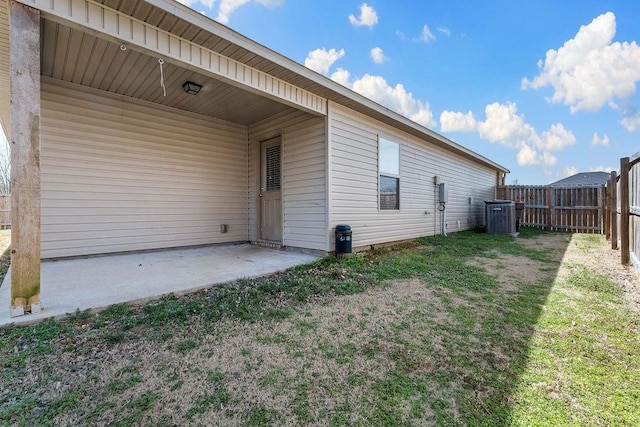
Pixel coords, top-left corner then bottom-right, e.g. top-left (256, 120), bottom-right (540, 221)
top-left (610, 171), bottom-right (618, 249)
top-left (603, 183), bottom-right (610, 240)
top-left (598, 185), bottom-right (604, 235)
top-left (620, 157), bottom-right (630, 265)
top-left (546, 187), bottom-right (553, 231)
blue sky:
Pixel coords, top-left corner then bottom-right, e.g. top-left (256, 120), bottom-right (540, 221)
top-left (176, 0), bottom-right (640, 184)
top-left (3, 0), bottom-right (639, 185)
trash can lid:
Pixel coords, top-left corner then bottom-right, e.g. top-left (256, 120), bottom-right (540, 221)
top-left (335, 224), bottom-right (351, 231)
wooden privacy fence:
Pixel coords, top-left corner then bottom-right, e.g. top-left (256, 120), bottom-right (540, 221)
top-left (0, 194), bottom-right (9, 229)
top-left (496, 185), bottom-right (604, 233)
top-left (607, 152), bottom-right (640, 271)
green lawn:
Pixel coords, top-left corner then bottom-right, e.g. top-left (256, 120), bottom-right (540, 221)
top-left (1, 229), bottom-right (638, 426)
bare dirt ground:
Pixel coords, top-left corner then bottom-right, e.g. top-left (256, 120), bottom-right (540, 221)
top-left (471, 232), bottom-right (640, 311)
top-left (518, 233), bottom-right (640, 312)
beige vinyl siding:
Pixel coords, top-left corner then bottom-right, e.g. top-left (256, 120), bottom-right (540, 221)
top-left (282, 118), bottom-right (326, 250)
top-left (329, 102), bottom-right (496, 248)
top-left (248, 110), bottom-right (327, 251)
top-left (41, 78), bottom-right (248, 258)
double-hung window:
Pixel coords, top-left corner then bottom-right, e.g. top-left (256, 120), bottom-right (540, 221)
top-left (379, 137), bottom-right (400, 210)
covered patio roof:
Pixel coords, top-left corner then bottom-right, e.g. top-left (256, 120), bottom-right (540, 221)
top-left (38, 17), bottom-right (301, 126)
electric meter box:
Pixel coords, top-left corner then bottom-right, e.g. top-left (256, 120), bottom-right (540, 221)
top-left (438, 182), bottom-right (448, 203)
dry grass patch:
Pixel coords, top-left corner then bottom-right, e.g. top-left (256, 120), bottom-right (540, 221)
top-left (560, 234), bottom-right (640, 311)
top-left (516, 232), bottom-right (571, 252)
top-left (468, 252), bottom-right (551, 292)
top-left (106, 279), bottom-right (453, 425)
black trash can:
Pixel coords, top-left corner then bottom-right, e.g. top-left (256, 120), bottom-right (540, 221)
top-left (335, 224), bottom-right (352, 255)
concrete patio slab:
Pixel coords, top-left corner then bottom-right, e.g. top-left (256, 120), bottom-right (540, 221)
top-left (0, 244), bottom-right (319, 326)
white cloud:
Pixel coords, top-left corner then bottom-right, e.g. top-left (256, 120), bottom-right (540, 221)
top-left (620, 110), bottom-right (640, 131)
top-left (473, 102), bottom-right (574, 166)
top-left (304, 48), bottom-right (345, 75)
top-left (439, 110), bottom-right (477, 132)
top-left (409, 107), bottom-right (435, 127)
top-left (351, 75), bottom-right (435, 126)
top-left (331, 70), bottom-right (435, 127)
top-left (592, 132), bottom-right (611, 146)
top-left (419, 25), bottom-right (435, 43)
top-left (539, 123), bottom-right (576, 151)
top-left (516, 144), bottom-right (557, 167)
top-left (437, 26), bottom-right (451, 37)
top-left (348, 3), bottom-right (378, 28)
top-left (179, 0), bottom-right (282, 23)
top-left (522, 12), bottom-right (640, 115)
top-left (396, 30), bottom-right (406, 41)
top-left (216, 0), bottom-right (249, 23)
top-left (370, 47), bottom-right (387, 64)
top-left (214, 0), bottom-right (281, 23)
top-left (564, 166), bottom-right (579, 177)
top-left (477, 102), bottom-right (535, 148)
top-left (330, 67), bottom-right (351, 87)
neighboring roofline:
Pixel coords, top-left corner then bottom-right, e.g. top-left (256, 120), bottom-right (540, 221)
top-left (549, 171), bottom-right (612, 187)
top-left (146, 0), bottom-right (509, 173)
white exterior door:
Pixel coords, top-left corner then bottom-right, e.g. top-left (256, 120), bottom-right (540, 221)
top-left (260, 137), bottom-right (282, 242)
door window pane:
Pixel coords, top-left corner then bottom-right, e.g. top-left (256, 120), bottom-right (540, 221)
top-left (265, 145), bottom-right (281, 190)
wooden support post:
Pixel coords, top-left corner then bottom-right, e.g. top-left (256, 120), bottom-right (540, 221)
top-left (9, 1), bottom-right (41, 317)
top-left (620, 157), bottom-right (630, 265)
top-left (611, 171), bottom-right (618, 250)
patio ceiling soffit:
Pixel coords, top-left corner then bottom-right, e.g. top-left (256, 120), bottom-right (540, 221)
top-left (17, 0), bottom-right (328, 116)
